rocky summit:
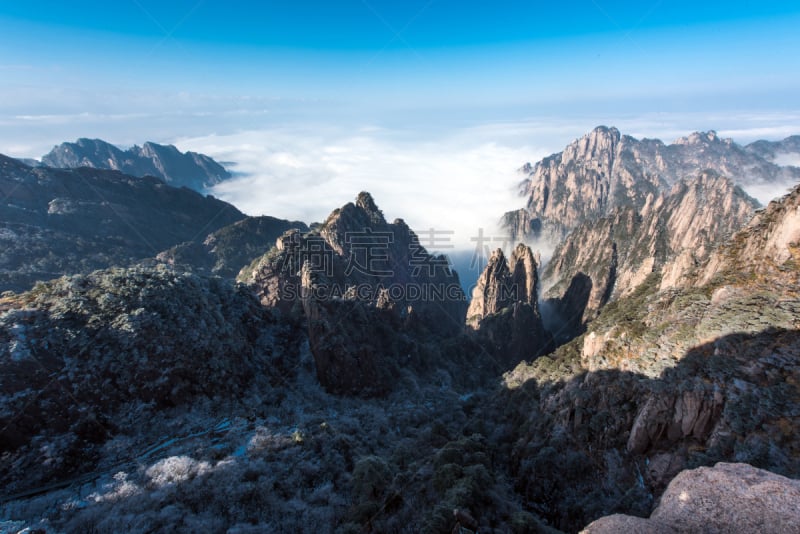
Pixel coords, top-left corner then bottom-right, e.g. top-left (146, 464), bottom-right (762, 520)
top-left (42, 138), bottom-right (231, 191)
top-left (240, 192), bottom-right (469, 396)
top-left (505, 126), bottom-right (800, 242)
top-left (467, 244), bottom-right (554, 366)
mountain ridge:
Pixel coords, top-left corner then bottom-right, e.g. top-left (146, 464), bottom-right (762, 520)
top-left (506, 126), bottom-right (800, 243)
top-left (41, 138), bottom-right (231, 191)
top-left (0, 154), bottom-right (246, 292)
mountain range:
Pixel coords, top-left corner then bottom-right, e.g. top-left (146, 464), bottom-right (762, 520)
top-left (1, 126), bottom-right (799, 533)
top-left (40, 138), bottom-right (232, 191)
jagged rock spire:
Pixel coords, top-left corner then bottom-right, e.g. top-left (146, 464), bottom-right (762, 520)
top-left (466, 243), bottom-right (553, 367)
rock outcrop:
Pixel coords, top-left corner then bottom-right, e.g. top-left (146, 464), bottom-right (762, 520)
top-left (466, 244), bottom-right (553, 367)
top-left (582, 463), bottom-right (800, 533)
top-left (507, 126), bottom-right (800, 242)
top-left (240, 192), bottom-right (468, 396)
top-left (41, 138), bottom-right (231, 191)
top-left (627, 386), bottom-right (724, 455)
top-left (541, 171), bottom-right (758, 327)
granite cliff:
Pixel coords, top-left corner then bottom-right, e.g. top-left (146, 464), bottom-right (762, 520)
top-left (541, 171), bottom-right (758, 336)
top-left (505, 126), bottom-right (800, 242)
top-left (467, 244), bottom-right (553, 366)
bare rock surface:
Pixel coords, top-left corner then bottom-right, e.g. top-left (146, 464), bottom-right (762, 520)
top-left (542, 171), bottom-right (758, 328)
top-left (508, 126), bottom-right (800, 242)
top-left (582, 462), bottom-right (800, 533)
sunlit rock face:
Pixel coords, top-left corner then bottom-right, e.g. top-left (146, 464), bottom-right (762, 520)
top-left (506, 126), bottom-right (799, 243)
top-left (541, 170), bottom-right (758, 328)
top-left (582, 463), bottom-right (800, 533)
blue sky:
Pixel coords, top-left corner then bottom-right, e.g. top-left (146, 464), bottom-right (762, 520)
top-left (2, 0), bottom-right (799, 133)
top-left (1, 1), bottom-right (800, 253)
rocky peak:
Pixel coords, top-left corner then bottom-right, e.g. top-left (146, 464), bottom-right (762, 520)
top-left (240, 193), bottom-right (467, 396)
top-left (561, 125), bottom-right (620, 162)
top-left (466, 244), bottom-right (552, 366)
top-left (674, 129), bottom-right (726, 146)
top-left (467, 245), bottom-right (541, 324)
top-left (509, 243), bottom-right (539, 305)
top-left (466, 248), bottom-right (512, 324)
top-left (42, 138), bottom-right (125, 169)
top-left (356, 190), bottom-right (383, 219)
top-left (509, 125), bottom-right (664, 242)
top-left (140, 141), bottom-right (178, 157)
top-left (507, 126), bottom-right (800, 243)
top-left (318, 192), bottom-right (393, 257)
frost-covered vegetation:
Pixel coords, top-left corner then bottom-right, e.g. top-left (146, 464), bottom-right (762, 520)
top-left (0, 267), bottom-right (532, 532)
top-left (2, 258), bottom-right (799, 533)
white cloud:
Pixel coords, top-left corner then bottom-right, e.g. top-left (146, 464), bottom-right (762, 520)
top-left (178, 128), bottom-right (543, 253)
top-left (740, 181), bottom-right (800, 206)
top-left (774, 153), bottom-right (800, 168)
top-left (174, 116), bottom-right (800, 264)
top-left (718, 125), bottom-right (800, 143)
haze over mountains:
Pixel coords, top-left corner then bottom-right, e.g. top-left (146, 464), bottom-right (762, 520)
top-left (1, 126), bottom-right (799, 533)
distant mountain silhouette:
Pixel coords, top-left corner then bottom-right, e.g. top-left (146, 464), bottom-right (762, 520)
top-left (41, 138), bottom-right (231, 191)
